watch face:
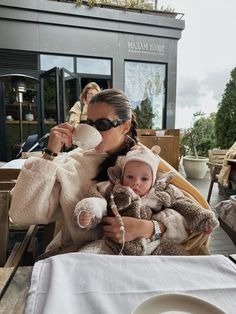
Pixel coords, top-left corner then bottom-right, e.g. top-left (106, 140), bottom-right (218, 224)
top-left (151, 221), bottom-right (161, 241)
top-left (152, 233), bottom-right (160, 241)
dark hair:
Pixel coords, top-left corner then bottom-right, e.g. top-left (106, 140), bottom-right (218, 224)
top-left (90, 89), bottom-right (138, 181)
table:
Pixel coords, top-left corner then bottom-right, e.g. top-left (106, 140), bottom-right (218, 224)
top-left (227, 159), bottom-right (236, 189)
top-left (0, 266), bottom-right (32, 314)
top-left (227, 159), bottom-right (236, 165)
top-left (2, 254), bottom-right (235, 314)
top-left (1, 159), bottom-right (26, 169)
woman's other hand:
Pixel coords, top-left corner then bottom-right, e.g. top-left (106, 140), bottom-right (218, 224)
top-left (46, 122), bottom-right (75, 155)
top-left (102, 216), bottom-right (166, 244)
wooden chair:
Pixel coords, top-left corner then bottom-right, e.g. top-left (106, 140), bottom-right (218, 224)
top-left (0, 181), bottom-right (16, 190)
top-left (137, 129), bottom-right (180, 170)
top-left (207, 149), bottom-right (228, 203)
top-left (0, 190), bottom-right (38, 299)
top-left (0, 166), bottom-right (55, 251)
top-left (0, 168), bottom-right (20, 181)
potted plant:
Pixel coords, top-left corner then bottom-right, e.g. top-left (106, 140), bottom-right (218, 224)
top-left (180, 112), bottom-right (216, 179)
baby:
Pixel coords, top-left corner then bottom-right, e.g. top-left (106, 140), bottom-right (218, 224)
top-left (74, 145), bottom-right (219, 255)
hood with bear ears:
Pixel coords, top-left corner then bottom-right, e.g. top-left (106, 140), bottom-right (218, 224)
top-left (107, 155), bottom-right (175, 192)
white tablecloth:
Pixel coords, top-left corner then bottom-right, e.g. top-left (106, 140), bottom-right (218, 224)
top-left (25, 254), bottom-right (236, 314)
top-left (2, 159), bottom-right (26, 168)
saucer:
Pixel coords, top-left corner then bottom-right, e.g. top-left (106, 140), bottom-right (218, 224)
top-left (132, 293), bottom-right (225, 314)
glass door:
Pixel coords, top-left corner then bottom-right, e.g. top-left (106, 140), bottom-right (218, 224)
top-left (40, 67), bottom-right (60, 135)
top-left (60, 68), bottom-right (80, 123)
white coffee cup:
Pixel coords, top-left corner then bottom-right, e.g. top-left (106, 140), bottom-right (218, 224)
top-left (25, 113), bottom-right (34, 121)
top-left (73, 124), bottom-right (102, 150)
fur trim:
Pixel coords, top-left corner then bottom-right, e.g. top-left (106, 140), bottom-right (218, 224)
top-left (74, 197), bottom-right (107, 229)
top-left (156, 208), bottom-right (189, 243)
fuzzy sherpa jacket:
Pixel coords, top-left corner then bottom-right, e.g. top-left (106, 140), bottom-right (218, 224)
top-left (9, 147), bottom-right (108, 253)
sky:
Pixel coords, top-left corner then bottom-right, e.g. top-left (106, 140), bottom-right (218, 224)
top-left (158, 0), bottom-right (236, 128)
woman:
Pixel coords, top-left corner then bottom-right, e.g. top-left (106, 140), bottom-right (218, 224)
top-left (68, 82), bottom-right (100, 128)
top-left (9, 89), bottom-right (164, 257)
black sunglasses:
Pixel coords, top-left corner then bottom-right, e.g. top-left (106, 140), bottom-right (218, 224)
top-left (86, 118), bottom-right (124, 131)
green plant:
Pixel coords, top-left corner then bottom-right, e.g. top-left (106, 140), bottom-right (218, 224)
top-left (75, 0), bottom-right (83, 7)
top-left (215, 67), bottom-right (236, 148)
top-left (134, 97), bottom-right (156, 128)
top-left (181, 112), bottom-right (216, 158)
top-left (158, 5), bottom-right (175, 13)
top-left (74, 0), bottom-right (175, 11)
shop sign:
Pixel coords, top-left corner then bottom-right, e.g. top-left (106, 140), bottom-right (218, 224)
top-left (128, 40), bottom-right (165, 55)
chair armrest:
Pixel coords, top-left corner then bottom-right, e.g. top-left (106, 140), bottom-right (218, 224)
top-left (207, 161), bottom-right (223, 168)
top-left (0, 225), bottom-right (38, 300)
top-left (5, 224), bottom-right (38, 267)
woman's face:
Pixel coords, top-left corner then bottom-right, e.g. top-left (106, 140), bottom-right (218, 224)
top-left (87, 102), bottom-right (131, 154)
top-left (86, 88), bottom-right (98, 103)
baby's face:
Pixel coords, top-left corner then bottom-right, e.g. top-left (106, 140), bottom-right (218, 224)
top-left (122, 161), bottom-right (152, 197)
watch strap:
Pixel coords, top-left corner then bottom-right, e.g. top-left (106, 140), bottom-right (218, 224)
top-left (151, 220), bottom-right (161, 241)
top-left (44, 148), bottom-right (58, 159)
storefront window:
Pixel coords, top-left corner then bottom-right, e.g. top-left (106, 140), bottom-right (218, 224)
top-left (77, 57), bottom-right (111, 75)
top-left (40, 55), bottom-right (73, 72)
top-left (125, 61), bottom-right (166, 129)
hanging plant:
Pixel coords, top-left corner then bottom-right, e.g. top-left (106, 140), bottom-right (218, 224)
top-left (75, 0), bottom-right (83, 7)
top-left (74, 0), bottom-right (176, 12)
top-left (87, 0), bottom-right (97, 7)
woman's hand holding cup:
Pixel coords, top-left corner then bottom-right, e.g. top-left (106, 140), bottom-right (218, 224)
top-left (47, 123), bottom-right (75, 154)
top-left (44, 122), bottom-right (102, 160)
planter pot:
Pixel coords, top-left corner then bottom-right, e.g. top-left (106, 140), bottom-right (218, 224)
top-left (183, 156), bottom-right (209, 179)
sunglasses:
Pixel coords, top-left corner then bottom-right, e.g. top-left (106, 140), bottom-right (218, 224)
top-left (86, 118), bottom-right (124, 131)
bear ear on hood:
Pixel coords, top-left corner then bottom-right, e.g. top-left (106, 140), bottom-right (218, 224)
top-left (107, 156), bottom-right (124, 183)
top-left (151, 145), bottom-right (161, 156)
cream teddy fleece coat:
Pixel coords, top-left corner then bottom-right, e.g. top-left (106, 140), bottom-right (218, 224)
top-left (9, 148), bottom-right (108, 252)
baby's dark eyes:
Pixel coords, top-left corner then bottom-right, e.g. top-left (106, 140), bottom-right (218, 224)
top-left (125, 175), bottom-right (151, 182)
top-left (126, 175), bottom-right (133, 179)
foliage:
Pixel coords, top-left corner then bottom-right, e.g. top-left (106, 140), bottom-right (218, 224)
top-left (159, 5), bottom-right (175, 13)
top-left (87, 0), bottom-right (96, 7)
top-left (134, 97), bottom-right (156, 128)
top-left (75, 0), bottom-right (175, 12)
top-left (215, 67), bottom-right (236, 149)
top-left (181, 112), bottom-right (216, 158)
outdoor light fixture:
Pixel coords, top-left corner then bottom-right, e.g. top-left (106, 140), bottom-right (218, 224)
top-left (0, 74), bottom-right (39, 143)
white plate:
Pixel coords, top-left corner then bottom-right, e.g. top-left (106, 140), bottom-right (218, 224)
top-left (132, 293), bottom-right (225, 314)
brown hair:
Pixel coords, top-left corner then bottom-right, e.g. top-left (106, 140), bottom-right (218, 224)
top-left (80, 82), bottom-right (100, 103)
top-left (90, 88), bottom-right (138, 181)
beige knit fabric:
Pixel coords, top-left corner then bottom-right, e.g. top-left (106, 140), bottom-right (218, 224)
top-left (218, 141), bottom-right (236, 187)
top-left (68, 101), bottom-right (88, 128)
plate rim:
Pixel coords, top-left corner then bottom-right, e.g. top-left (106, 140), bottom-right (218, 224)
top-left (132, 292), bottom-right (225, 314)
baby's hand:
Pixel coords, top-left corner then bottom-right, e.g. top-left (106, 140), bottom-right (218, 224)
top-left (191, 214), bottom-right (219, 234)
top-left (78, 210), bottom-right (93, 228)
top-left (203, 223), bottom-right (214, 234)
